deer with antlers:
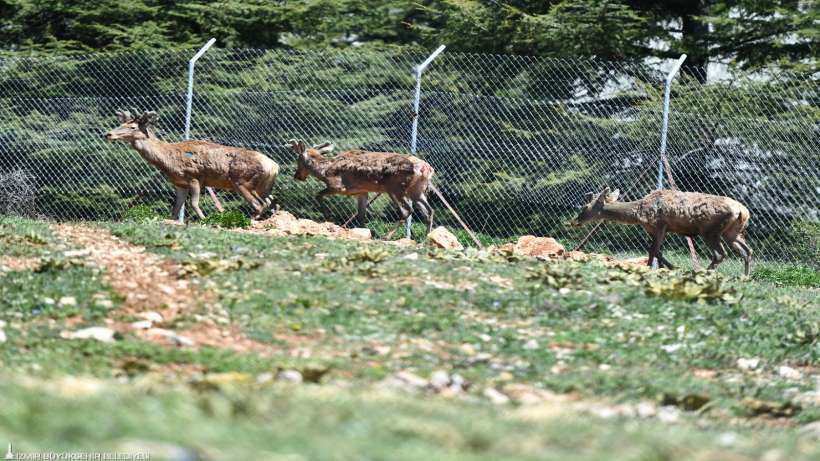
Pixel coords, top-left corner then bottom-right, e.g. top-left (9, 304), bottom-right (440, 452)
top-left (105, 109), bottom-right (279, 220)
top-left (572, 187), bottom-right (753, 275)
top-left (288, 140), bottom-right (435, 239)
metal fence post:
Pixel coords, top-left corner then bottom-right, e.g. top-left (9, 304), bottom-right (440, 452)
top-left (652, 53), bottom-right (687, 269)
top-left (405, 45), bottom-right (446, 239)
top-left (179, 37), bottom-right (218, 223)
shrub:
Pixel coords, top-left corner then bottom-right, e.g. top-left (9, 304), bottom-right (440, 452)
top-left (202, 210), bottom-right (251, 229)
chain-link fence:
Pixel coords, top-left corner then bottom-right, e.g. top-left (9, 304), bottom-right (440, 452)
top-left (0, 48), bottom-right (818, 269)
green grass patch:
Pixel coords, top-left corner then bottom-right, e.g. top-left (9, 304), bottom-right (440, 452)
top-left (753, 265), bottom-right (820, 288)
top-left (201, 210), bottom-right (252, 229)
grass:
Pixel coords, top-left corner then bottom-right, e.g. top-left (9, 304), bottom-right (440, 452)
top-left (1, 216), bottom-right (819, 460)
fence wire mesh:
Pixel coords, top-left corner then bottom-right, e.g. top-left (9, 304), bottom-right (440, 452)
top-left (0, 48), bottom-right (817, 269)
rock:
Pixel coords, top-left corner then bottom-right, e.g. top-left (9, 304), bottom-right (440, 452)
top-left (0, 328), bottom-right (6, 343)
top-left (63, 249), bottom-right (91, 258)
top-left (621, 256), bottom-right (650, 267)
top-left (502, 383), bottom-right (550, 405)
top-left (429, 370), bottom-right (450, 390)
top-left (737, 357), bottom-right (760, 370)
top-left (402, 252), bottom-right (419, 260)
top-left (58, 296), bottom-right (77, 307)
top-left (347, 228), bottom-right (372, 240)
top-left (130, 320), bottom-right (153, 330)
top-left (277, 369), bottom-right (303, 383)
top-left (427, 226), bottom-right (464, 251)
top-left (459, 343), bottom-right (477, 356)
top-left (137, 311), bottom-right (164, 324)
top-left (94, 299), bottom-right (114, 309)
top-left (394, 371), bottom-right (429, 388)
top-left (392, 238), bottom-right (417, 247)
top-left (799, 421), bottom-right (820, 440)
top-left (116, 440), bottom-right (195, 461)
top-left (61, 326), bottom-right (116, 343)
top-left (145, 328), bottom-right (194, 347)
top-left (778, 366), bottom-right (802, 380)
top-left (512, 235), bottom-right (565, 258)
top-left (483, 387), bottom-right (510, 405)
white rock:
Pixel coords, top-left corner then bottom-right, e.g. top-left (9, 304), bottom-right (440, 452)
top-left (717, 432), bottom-right (738, 447)
top-left (483, 387), bottom-right (510, 405)
top-left (395, 371), bottom-right (428, 388)
top-left (0, 329), bottom-right (6, 343)
top-left (145, 328), bottom-right (194, 347)
top-left (61, 327), bottom-right (116, 343)
top-left (256, 372), bottom-right (275, 384)
top-left (58, 296), bottom-right (77, 307)
top-left (661, 343), bottom-right (682, 353)
top-left (402, 252), bottom-right (419, 260)
top-left (277, 369), bottom-right (303, 383)
top-left (94, 299), bottom-right (114, 309)
top-left (138, 311), bottom-right (164, 323)
top-left (63, 249), bottom-right (91, 258)
top-left (635, 401), bottom-right (657, 418)
top-left (656, 406), bottom-right (680, 423)
top-left (347, 228), bottom-right (372, 240)
top-left (737, 357), bottom-right (760, 370)
top-left (427, 226), bottom-right (464, 251)
top-left (429, 370), bottom-right (450, 389)
top-left (799, 421), bottom-right (820, 440)
top-left (130, 320), bottom-right (153, 330)
top-left (778, 366), bottom-right (803, 380)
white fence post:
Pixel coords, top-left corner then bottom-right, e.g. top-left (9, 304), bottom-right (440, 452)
top-left (406, 45), bottom-right (446, 238)
top-left (652, 53), bottom-right (687, 269)
top-left (179, 37), bottom-right (218, 223)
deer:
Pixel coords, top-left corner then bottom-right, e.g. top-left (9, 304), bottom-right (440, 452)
top-left (572, 187), bottom-right (753, 275)
top-left (287, 139), bottom-right (435, 240)
top-left (105, 109), bottom-right (279, 220)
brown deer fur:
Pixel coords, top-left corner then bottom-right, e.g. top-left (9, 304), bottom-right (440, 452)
top-left (106, 109), bottom-right (279, 220)
top-left (573, 187), bottom-right (753, 275)
top-left (288, 140), bottom-right (434, 239)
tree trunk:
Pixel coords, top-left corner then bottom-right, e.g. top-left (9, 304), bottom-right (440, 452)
top-left (680, 1), bottom-right (710, 83)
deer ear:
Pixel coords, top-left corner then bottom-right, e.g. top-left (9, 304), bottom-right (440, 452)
top-left (289, 140), bottom-right (307, 157)
top-left (115, 110), bottom-right (128, 123)
top-left (584, 192), bottom-right (595, 203)
top-left (143, 111), bottom-right (158, 125)
top-left (317, 143), bottom-right (334, 154)
top-left (595, 187), bottom-right (611, 204)
top-left (606, 189), bottom-right (620, 203)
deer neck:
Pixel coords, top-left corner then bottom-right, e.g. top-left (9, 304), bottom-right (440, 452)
top-left (600, 201), bottom-right (642, 225)
top-left (305, 154), bottom-right (333, 180)
top-left (131, 133), bottom-right (174, 172)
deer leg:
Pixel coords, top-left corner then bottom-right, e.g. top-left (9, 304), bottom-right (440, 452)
top-left (172, 187), bottom-right (188, 221)
top-left (237, 184), bottom-right (263, 217)
top-left (656, 252), bottom-right (676, 269)
top-left (417, 194), bottom-right (435, 235)
top-left (249, 189), bottom-right (274, 218)
top-left (703, 234), bottom-right (727, 271)
top-left (647, 224), bottom-right (668, 269)
top-left (382, 194), bottom-right (412, 240)
top-left (189, 180), bottom-right (206, 220)
top-left (356, 193), bottom-right (369, 227)
top-left (413, 199), bottom-right (433, 236)
top-left (729, 237), bottom-right (753, 276)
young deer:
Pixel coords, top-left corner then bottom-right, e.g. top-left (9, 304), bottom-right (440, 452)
top-left (572, 187), bottom-right (753, 275)
top-left (106, 109), bottom-right (279, 220)
top-left (288, 139), bottom-right (435, 239)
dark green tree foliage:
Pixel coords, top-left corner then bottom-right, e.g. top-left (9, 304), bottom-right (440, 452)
top-left (2, 1), bottom-right (817, 75)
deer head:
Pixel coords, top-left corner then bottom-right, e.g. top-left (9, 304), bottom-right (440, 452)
top-left (571, 187), bottom-right (620, 227)
top-left (105, 108), bottom-right (159, 142)
top-left (287, 139), bottom-right (334, 181)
